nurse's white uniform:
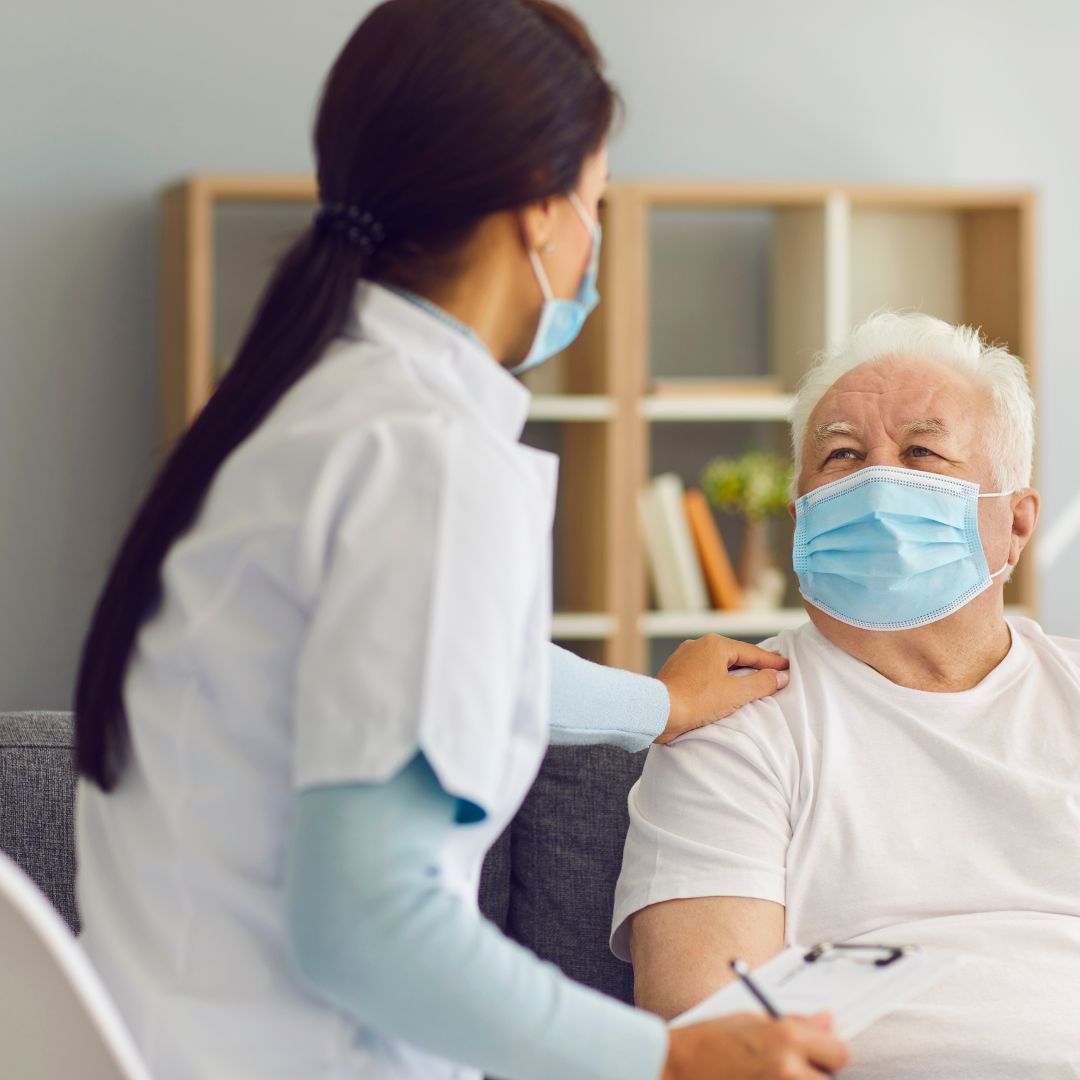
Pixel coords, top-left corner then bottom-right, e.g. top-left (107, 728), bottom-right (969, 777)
top-left (76, 282), bottom-right (558, 1079)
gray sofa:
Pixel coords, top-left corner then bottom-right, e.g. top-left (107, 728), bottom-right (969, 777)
top-left (0, 711), bottom-right (645, 1006)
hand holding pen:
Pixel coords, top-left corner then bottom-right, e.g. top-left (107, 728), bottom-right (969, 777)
top-left (729, 958), bottom-right (844, 1078)
top-left (662, 1009), bottom-right (848, 1080)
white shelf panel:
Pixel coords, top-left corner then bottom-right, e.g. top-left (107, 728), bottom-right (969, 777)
top-left (641, 394), bottom-right (796, 422)
top-left (641, 608), bottom-right (809, 638)
top-left (551, 613), bottom-right (617, 640)
top-left (528, 395), bottom-right (615, 422)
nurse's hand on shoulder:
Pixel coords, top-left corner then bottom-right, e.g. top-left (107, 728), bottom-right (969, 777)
top-left (663, 1012), bottom-right (850, 1079)
top-left (655, 635), bottom-right (790, 745)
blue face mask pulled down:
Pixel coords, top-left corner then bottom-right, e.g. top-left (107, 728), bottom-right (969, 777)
top-left (793, 465), bottom-right (1013, 632)
top-left (511, 191), bottom-right (601, 376)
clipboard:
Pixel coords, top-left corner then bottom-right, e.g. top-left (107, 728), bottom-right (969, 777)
top-left (670, 942), bottom-right (964, 1039)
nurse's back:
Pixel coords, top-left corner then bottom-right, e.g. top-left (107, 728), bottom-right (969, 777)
top-left (77, 327), bottom-right (488, 1078)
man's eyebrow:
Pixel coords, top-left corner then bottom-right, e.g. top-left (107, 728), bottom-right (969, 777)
top-left (901, 418), bottom-right (950, 439)
top-left (812, 421), bottom-right (859, 450)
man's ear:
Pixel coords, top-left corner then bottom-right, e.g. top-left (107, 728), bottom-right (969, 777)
top-left (787, 501), bottom-right (797, 523)
top-left (1010, 487), bottom-right (1040, 563)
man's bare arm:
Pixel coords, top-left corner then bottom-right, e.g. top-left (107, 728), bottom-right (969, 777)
top-left (629, 896), bottom-right (785, 1021)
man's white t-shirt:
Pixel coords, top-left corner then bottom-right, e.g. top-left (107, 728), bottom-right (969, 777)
top-left (613, 617), bottom-right (1080, 1079)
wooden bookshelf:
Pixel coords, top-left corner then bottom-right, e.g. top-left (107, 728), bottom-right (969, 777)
top-left (161, 178), bottom-right (1037, 675)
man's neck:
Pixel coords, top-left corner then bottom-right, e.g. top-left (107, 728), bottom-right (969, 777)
top-left (808, 591), bottom-right (1013, 692)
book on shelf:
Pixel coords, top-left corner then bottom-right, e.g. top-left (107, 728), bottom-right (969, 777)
top-left (683, 489), bottom-right (743, 611)
top-left (650, 376), bottom-right (782, 398)
top-left (639, 473), bottom-right (709, 612)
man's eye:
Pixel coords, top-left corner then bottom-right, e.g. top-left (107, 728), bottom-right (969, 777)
top-left (909, 446), bottom-right (936, 458)
top-left (825, 448), bottom-right (858, 462)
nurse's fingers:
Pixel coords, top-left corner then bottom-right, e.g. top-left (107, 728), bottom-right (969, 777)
top-left (720, 666), bottom-right (790, 714)
top-left (715, 637), bottom-right (789, 672)
top-left (782, 1014), bottom-right (852, 1073)
top-left (663, 1013), bottom-right (849, 1079)
top-left (655, 636), bottom-right (791, 744)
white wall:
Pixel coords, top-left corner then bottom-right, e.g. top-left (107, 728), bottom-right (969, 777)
top-left (4, 0), bottom-right (1079, 708)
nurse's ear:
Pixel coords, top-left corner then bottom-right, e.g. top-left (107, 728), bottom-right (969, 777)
top-left (517, 199), bottom-right (558, 258)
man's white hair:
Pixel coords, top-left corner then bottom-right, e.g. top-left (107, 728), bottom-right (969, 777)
top-left (789, 312), bottom-right (1035, 494)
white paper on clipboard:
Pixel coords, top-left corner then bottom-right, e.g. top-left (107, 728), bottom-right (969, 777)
top-left (670, 944), bottom-right (964, 1040)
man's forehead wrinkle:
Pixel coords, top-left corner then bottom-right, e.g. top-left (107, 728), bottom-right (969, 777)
top-left (829, 354), bottom-right (970, 393)
top-left (813, 383), bottom-right (970, 427)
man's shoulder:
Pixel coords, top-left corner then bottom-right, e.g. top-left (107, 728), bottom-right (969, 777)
top-left (672, 624), bottom-right (821, 754)
top-left (1010, 615), bottom-right (1080, 670)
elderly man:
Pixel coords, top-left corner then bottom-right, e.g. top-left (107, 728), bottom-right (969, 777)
top-left (612, 313), bottom-right (1080, 1078)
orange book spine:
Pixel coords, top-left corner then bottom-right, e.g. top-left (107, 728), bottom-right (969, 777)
top-left (683, 489), bottom-right (744, 611)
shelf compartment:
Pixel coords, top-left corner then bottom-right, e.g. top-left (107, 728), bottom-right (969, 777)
top-left (646, 199), bottom-right (842, 397)
top-left (522, 419), bottom-right (614, 629)
top-left (648, 205), bottom-right (774, 384)
top-left (212, 199), bottom-right (315, 384)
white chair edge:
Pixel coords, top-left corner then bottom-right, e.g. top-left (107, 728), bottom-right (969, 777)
top-left (0, 851), bottom-right (153, 1080)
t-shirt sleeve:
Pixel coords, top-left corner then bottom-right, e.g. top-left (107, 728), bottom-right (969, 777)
top-left (610, 705), bottom-right (797, 961)
top-left (292, 414), bottom-right (545, 817)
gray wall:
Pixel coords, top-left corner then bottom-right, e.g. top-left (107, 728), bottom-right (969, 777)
top-left (4, 0), bottom-right (1079, 709)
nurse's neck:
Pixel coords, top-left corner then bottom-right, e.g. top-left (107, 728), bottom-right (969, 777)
top-left (386, 215), bottom-right (536, 368)
top-left (809, 590), bottom-right (1013, 693)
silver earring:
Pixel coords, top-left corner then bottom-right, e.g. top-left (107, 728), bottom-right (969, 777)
top-left (541, 241), bottom-right (556, 254)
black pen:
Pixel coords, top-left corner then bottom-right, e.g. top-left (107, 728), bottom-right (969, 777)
top-left (729, 959), bottom-right (837, 1080)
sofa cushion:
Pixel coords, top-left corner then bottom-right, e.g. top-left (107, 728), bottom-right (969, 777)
top-left (478, 824), bottom-right (511, 930)
top-left (0, 712), bottom-right (635, 1002)
top-left (0, 712), bottom-right (79, 933)
top-left (506, 745), bottom-right (646, 1004)
top-left (0, 711), bottom-right (519, 940)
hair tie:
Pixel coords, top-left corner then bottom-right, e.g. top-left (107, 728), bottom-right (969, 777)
top-left (315, 202), bottom-right (387, 256)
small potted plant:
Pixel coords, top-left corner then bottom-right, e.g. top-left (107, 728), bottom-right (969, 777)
top-left (700, 450), bottom-right (792, 610)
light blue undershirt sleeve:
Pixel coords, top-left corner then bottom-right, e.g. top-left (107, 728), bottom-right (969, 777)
top-left (285, 753), bottom-right (669, 1080)
top-left (547, 642), bottom-right (670, 752)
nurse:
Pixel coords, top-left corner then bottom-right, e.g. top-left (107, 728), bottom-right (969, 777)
top-left (73, 1), bottom-right (848, 1078)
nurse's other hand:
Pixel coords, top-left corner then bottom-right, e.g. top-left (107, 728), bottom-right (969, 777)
top-left (654, 635), bottom-right (789, 745)
top-left (663, 1012), bottom-right (849, 1079)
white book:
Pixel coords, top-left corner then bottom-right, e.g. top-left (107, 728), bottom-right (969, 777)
top-left (639, 473), bottom-right (709, 612)
top-left (639, 483), bottom-right (683, 611)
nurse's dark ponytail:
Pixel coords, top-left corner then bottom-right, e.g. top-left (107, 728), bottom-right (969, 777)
top-left (75, 0), bottom-right (620, 790)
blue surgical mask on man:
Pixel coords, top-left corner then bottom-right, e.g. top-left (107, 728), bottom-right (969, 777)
top-left (511, 191), bottom-right (601, 376)
top-left (793, 465), bottom-right (1013, 631)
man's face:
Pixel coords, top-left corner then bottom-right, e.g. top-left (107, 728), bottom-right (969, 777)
top-left (796, 354), bottom-right (1013, 574)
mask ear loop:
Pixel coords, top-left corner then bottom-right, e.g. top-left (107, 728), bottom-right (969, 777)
top-left (568, 190), bottom-right (596, 231)
top-left (528, 248), bottom-right (555, 303)
top-left (529, 192), bottom-right (596, 303)
top-left (977, 488), bottom-right (1018, 578)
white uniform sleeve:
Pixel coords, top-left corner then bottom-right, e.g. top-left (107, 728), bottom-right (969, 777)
top-left (292, 414), bottom-right (545, 816)
top-left (610, 704), bottom-right (797, 961)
